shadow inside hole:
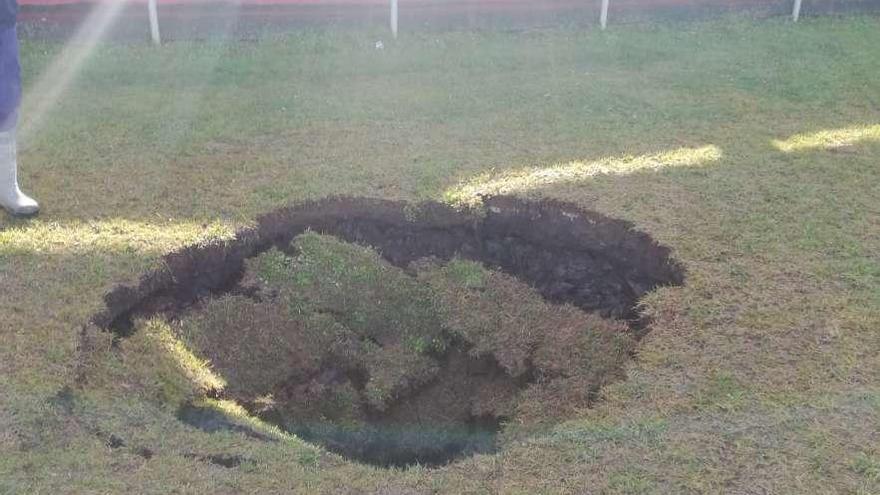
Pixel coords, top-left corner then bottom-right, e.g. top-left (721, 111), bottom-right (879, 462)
top-left (287, 418), bottom-right (501, 468)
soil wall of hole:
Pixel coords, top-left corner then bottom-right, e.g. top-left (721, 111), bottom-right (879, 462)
top-left (93, 195), bottom-right (684, 336)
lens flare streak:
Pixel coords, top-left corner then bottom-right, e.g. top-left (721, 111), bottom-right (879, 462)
top-left (19, 0), bottom-right (130, 142)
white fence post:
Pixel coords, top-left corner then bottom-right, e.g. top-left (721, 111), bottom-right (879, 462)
top-left (792, 0), bottom-right (802, 22)
top-left (148, 0), bottom-right (161, 45)
top-left (600, 0), bottom-right (609, 30)
top-left (391, 0), bottom-right (398, 38)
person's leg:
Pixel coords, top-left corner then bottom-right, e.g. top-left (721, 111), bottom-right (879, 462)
top-left (0, 126), bottom-right (39, 217)
top-left (0, 24), bottom-right (39, 217)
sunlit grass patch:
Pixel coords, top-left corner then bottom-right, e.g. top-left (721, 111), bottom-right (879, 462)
top-left (0, 218), bottom-right (236, 255)
top-left (773, 124), bottom-right (880, 152)
top-left (84, 318), bottom-right (222, 407)
top-left (444, 145), bottom-right (722, 204)
top-left (189, 397), bottom-right (294, 442)
top-left (142, 319), bottom-right (227, 395)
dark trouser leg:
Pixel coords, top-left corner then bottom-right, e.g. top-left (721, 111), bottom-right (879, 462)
top-left (0, 25), bottom-right (39, 217)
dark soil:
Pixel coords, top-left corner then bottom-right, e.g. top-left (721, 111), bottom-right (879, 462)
top-left (183, 452), bottom-right (246, 468)
top-left (94, 196), bottom-right (683, 333)
top-left (91, 195), bottom-right (685, 468)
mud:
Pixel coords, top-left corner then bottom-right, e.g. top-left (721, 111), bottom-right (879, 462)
top-left (107, 434), bottom-right (125, 449)
top-left (91, 195), bottom-right (684, 468)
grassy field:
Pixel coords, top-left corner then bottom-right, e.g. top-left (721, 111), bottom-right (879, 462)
top-left (2, 14), bottom-right (880, 494)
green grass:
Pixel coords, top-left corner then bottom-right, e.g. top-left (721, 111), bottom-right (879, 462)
top-left (2, 15), bottom-right (880, 493)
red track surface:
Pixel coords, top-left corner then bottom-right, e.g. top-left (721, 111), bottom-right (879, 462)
top-left (19, 0), bottom-right (389, 4)
top-left (12, 0), bottom-right (852, 6)
top-left (16, 0), bottom-right (879, 41)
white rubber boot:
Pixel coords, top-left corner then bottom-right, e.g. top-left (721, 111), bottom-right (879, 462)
top-left (0, 128), bottom-right (39, 217)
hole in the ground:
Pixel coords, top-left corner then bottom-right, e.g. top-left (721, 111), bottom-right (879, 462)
top-left (90, 196), bottom-right (684, 468)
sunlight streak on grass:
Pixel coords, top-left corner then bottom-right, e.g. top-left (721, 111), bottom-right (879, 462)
top-left (19, 0), bottom-right (129, 142)
top-left (444, 145), bottom-right (722, 204)
top-left (773, 124), bottom-right (880, 152)
top-left (0, 219), bottom-right (236, 255)
top-left (142, 318), bottom-right (227, 394)
top-left (190, 397), bottom-right (294, 441)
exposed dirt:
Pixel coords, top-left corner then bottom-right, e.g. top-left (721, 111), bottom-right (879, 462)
top-left (91, 195), bottom-right (684, 467)
top-left (94, 196), bottom-right (683, 333)
top-left (183, 452), bottom-right (247, 468)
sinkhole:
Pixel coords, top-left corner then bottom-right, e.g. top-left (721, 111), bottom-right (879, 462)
top-left (91, 196), bottom-right (684, 468)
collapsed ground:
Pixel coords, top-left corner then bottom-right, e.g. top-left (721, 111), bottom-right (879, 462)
top-left (92, 196), bottom-right (682, 467)
top-left (181, 234), bottom-right (631, 467)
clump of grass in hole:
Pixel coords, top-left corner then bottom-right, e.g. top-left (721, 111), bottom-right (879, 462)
top-left (177, 295), bottom-right (344, 401)
top-left (417, 258), bottom-right (635, 425)
top-left (183, 232), bottom-right (448, 415)
top-left (172, 233), bottom-right (634, 438)
top-left (285, 232), bottom-right (449, 356)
